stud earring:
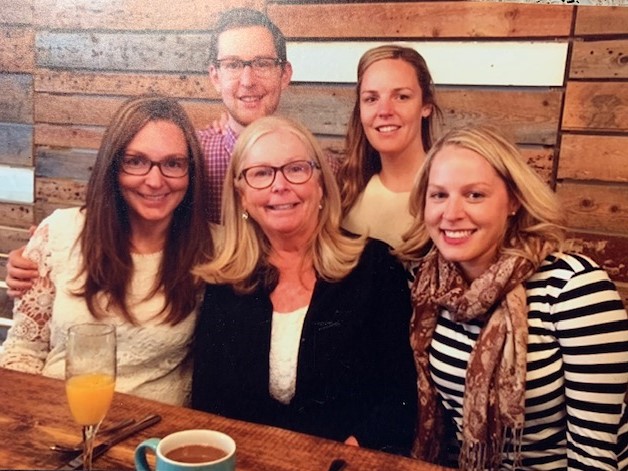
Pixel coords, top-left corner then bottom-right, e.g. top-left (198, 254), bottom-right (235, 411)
top-left (318, 203), bottom-right (323, 210)
top-left (242, 211), bottom-right (249, 220)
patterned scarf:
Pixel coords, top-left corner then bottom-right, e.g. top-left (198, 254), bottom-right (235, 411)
top-left (410, 251), bottom-right (539, 470)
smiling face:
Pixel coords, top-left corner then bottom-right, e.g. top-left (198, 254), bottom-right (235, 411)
top-left (424, 144), bottom-right (518, 281)
top-left (118, 120), bottom-right (189, 233)
top-left (237, 129), bottom-right (323, 245)
top-left (359, 58), bottom-right (432, 160)
top-left (209, 26), bottom-right (292, 134)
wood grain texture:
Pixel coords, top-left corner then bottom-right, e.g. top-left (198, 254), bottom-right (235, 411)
top-left (557, 182), bottom-right (628, 235)
top-left (35, 69), bottom-right (218, 99)
top-left (33, 0), bottom-right (263, 30)
top-left (0, 368), bottom-right (454, 471)
top-left (0, 0), bottom-right (33, 25)
top-left (36, 32), bottom-right (210, 73)
top-left (35, 178), bottom-right (86, 206)
top-left (0, 226), bottom-right (30, 254)
top-left (0, 26), bottom-right (34, 73)
top-left (268, 2), bottom-right (573, 39)
top-left (0, 123), bottom-right (33, 166)
top-left (558, 134), bottom-right (628, 183)
top-left (562, 82), bottom-right (628, 132)
top-left (575, 6), bottom-right (628, 36)
top-left (36, 148), bottom-right (96, 181)
top-left (570, 39), bottom-right (628, 80)
top-left (567, 231), bottom-right (628, 283)
top-left (0, 202), bottom-right (34, 229)
top-left (35, 123), bottom-right (105, 149)
top-left (0, 73), bottom-right (33, 123)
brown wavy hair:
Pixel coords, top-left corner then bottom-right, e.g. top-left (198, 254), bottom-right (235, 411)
top-left (75, 95), bottom-right (213, 325)
top-left (338, 45), bottom-right (442, 215)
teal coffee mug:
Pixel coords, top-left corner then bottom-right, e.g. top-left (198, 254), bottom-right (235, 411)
top-left (135, 429), bottom-right (236, 471)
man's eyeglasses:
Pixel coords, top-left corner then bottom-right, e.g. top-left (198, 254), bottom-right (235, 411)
top-left (214, 57), bottom-right (284, 78)
top-left (120, 155), bottom-right (190, 178)
top-left (238, 160), bottom-right (320, 190)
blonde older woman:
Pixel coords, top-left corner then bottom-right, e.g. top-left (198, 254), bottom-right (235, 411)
top-left (397, 125), bottom-right (628, 470)
top-left (192, 115), bottom-right (416, 454)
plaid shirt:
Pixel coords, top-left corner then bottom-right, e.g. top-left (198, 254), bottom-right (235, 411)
top-left (197, 125), bottom-right (238, 224)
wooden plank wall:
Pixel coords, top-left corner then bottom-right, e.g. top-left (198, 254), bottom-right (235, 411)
top-left (0, 1), bottom-right (627, 322)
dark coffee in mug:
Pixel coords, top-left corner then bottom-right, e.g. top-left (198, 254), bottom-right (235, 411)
top-left (165, 444), bottom-right (227, 463)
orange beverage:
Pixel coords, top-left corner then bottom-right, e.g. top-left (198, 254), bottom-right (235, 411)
top-left (65, 373), bottom-right (115, 426)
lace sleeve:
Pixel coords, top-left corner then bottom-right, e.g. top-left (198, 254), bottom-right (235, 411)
top-left (0, 223), bottom-right (56, 374)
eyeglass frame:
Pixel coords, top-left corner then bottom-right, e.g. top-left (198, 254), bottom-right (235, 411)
top-left (213, 57), bottom-right (285, 77)
top-left (238, 160), bottom-right (321, 190)
top-left (119, 154), bottom-right (190, 178)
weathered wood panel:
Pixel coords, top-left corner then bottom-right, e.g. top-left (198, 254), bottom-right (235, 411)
top-left (36, 148), bottom-right (97, 181)
top-left (0, 0), bottom-right (33, 25)
top-left (558, 134), bottom-right (628, 183)
top-left (36, 32), bottom-right (210, 73)
top-left (570, 39), bottom-right (628, 80)
top-left (35, 70), bottom-right (218, 99)
top-left (33, 0), bottom-right (262, 30)
top-left (0, 26), bottom-right (34, 73)
top-left (269, 2), bottom-right (573, 39)
top-left (34, 94), bottom-right (222, 129)
top-left (562, 82), bottom-right (628, 132)
top-left (35, 178), bottom-right (86, 207)
top-left (567, 231), bottom-right (628, 283)
top-left (0, 123), bottom-right (33, 166)
top-left (34, 124), bottom-right (105, 149)
top-left (0, 74), bottom-right (33, 123)
top-left (574, 6), bottom-right (628, 36)
top-left (557, 182), bottom-right (628, 235)
top-left (0, 226), bottom-right (30, 254)
top-left (616, 283), bottom-right (628, 310)
top-left (0, 202), bottom-right (34, 229)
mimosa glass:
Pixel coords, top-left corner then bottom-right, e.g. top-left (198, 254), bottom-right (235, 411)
top-left (65, 323), bottom-right (117, 471)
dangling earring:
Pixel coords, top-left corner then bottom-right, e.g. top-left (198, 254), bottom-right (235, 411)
top-left (242, 210), bottom-right (249, 221)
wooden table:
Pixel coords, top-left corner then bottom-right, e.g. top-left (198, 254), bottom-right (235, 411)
top-left (0, 368), bottom-right (453, 470)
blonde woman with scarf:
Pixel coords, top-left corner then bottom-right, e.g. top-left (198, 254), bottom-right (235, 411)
top-left (396, 126), bottom-right (628, 470)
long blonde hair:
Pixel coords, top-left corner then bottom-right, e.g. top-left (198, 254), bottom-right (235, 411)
top-left (338, 45), bottom-right (442, 215)
top-left (194, 116), bottom-right (365, 293)
top-left (396, 125), bottom-right (566, 265)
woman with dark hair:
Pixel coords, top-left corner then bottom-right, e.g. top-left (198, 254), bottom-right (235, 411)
top-left (0, 95), bottom-right (213, 406)
top-left (339, 45), bottom-right (442, 248)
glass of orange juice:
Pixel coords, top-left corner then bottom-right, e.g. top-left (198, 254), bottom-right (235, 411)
top-left (66, 323), bottom-right (116, 471)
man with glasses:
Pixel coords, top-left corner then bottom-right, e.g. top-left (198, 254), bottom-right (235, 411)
top-left (5, 9), bottom-right (297, 293)
top-left (200, 7), bottom-right (292, 223)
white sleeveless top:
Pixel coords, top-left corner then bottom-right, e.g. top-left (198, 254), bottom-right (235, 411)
top-left (268, 306), bottom-right (308, 404)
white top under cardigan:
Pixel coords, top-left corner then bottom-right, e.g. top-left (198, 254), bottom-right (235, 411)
top-left (0, 207), bottom-right (198, 406)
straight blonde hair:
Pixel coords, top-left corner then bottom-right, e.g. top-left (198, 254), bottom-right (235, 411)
top-left (194, 116), bottom-right (365, 293)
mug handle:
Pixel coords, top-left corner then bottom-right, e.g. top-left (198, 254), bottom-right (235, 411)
top-left (134, 437), bottom-right (161, 471)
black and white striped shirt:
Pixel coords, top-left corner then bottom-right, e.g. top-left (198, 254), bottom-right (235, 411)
top-left (429, 253), bottom-right (628, 470)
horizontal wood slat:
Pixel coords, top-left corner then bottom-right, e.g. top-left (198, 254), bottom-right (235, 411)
top-left (0, 74), bottom-right (33, 123)
top-left (35, 70), bottom-right (218, 99)
top-left (562, 82), bottom-right (628, 132)
top-left (557, 182), bottom-right (628, 235)
top-left (35, 178), bottom-right (86, 207)
top-left (0, 226), bottom-right (30, 255)
top-left (558, 134), bottom-right (628, 183)
top-left (0, 203), bottom-right (34, 229)
top-left (268, 2), bottom-right (574, 39)
top-left (567, 231), bottom-right (628, 283)
top-left (570, 39), bottom-right (628, 80)
top-left (0, 0), bottom-right (33, 25)
top-left (36, 148), bottom-right (96, 181)
top-left (0, 26), bottom-right (34, 73)
top-left (574, 6), bottom-right (628, 36)
top-left (33, 0), bottom-right (262, 30)
top-left (0, 123), bottom-right (33, 166)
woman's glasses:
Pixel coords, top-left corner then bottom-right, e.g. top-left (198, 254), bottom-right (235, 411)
top-left (239, 160), bottom-right (320, 190)
top-left (214, 57), bottom-right (284, 78)
top-left (120, 155), bottom-right (189, 178)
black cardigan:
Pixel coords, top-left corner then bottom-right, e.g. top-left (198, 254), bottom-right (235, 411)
top-left (192, 239), bottom-right (417, 454)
